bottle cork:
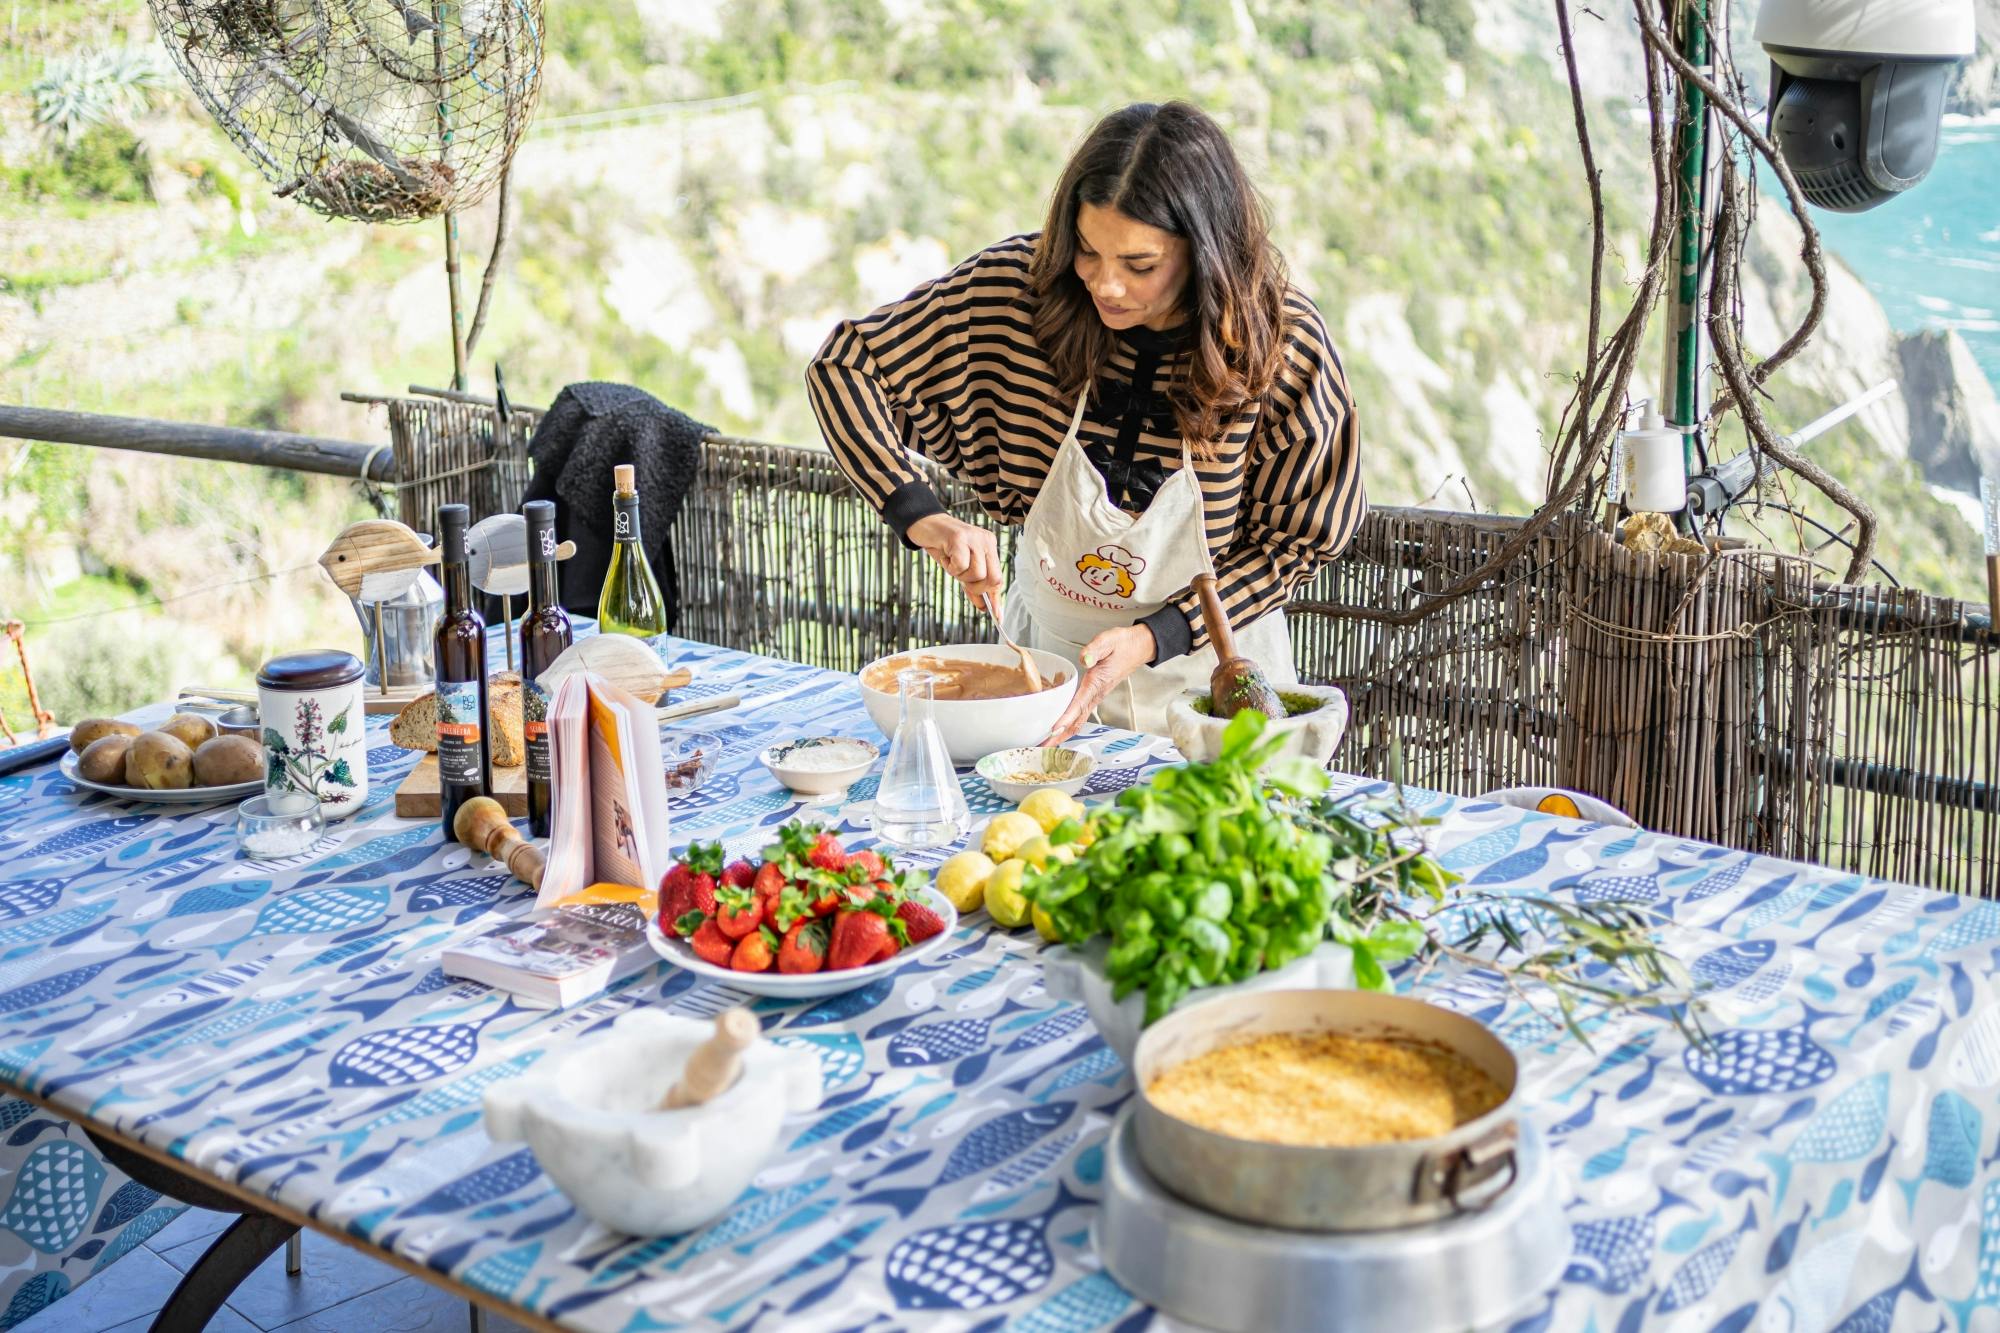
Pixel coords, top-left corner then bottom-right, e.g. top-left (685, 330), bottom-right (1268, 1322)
top-left (613, 463), bottom-right (636, 498)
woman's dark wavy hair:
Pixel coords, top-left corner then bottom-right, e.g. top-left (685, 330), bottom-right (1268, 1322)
top-left (1029, 101), bottom-right (1290, 454)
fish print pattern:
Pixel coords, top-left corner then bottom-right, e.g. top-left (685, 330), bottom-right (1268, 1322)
top-left (0, 641), bottom-right (1984, 1331)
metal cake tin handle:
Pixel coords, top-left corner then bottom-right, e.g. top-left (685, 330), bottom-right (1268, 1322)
top-left (1411, 1120), bottom-right (1520, 1213)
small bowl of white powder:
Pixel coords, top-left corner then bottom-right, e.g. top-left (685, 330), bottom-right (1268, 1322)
top-left (237, 791), bottom-right (324, 860)
top-left (760, 737), bottom-right (878, 802)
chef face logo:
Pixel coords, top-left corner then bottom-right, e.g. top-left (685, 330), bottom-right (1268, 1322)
top-left (1076, 545), bottom-right (1144, 599)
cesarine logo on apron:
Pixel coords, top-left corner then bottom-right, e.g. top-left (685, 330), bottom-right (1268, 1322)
top-left (1063, 545), bottom-right (1147, 605)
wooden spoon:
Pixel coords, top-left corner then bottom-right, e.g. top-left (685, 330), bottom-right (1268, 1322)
top-left (661, 1008), bottom-right (759, 1109)
top-left (982, 592), bottom-right (1044, 692)
top-left (1192, 573), bottom-right (1285, 721)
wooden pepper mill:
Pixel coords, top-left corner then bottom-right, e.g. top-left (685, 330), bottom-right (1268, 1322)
top-left (453, 796), bottom-right (547, 889)
top-left (1192, 572), bottom-right (1285, 721)
top-left (662, 1008), bottom-right (760, 1109)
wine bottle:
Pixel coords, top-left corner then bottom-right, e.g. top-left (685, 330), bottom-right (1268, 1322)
top-left (434, 503), bottom-right (492, 841)
top-left (596, 463), bottom-right (670, 663)
top-left (519, 499), bottom-right (572, 839)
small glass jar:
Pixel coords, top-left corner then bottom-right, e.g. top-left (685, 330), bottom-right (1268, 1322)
top-left (237, 792), bottom-right (325, 860)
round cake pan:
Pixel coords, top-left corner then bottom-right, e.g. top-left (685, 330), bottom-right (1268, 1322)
top-left (1131, 987), bottom-right (1521, 1232)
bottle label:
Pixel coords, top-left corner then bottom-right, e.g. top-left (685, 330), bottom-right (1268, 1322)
top-left (535, 524), bottom-right (558, 561)
top-left (614, 495), bottom-right (640, 541)
top-left (435, 680), bottom-right (485, 785)
top-left (523, 679), bottom-right (552, 783)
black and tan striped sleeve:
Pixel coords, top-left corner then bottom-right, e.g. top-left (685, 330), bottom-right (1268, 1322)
top-left (806, 244), bottom-right (1019, 545)
top-left (1172, 295), bottom-right (1365, 651)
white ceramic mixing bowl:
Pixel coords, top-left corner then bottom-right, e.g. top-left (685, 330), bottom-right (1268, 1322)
top-left (858, 643), bottom-right (1078, 764)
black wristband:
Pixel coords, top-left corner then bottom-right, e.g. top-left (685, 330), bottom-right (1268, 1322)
top-left (1138, 604), bottom-right (1193, 663)
top-left (882, 481), bottom-right (948, 550)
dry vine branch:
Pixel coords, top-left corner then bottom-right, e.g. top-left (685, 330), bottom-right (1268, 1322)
top-left (1633, 0), bottom-right (1878, 582)
top-left (465, 163), bottom-right (513, 362)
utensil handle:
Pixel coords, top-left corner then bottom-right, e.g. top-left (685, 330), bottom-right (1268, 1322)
top-left (662, 1008), bottom-right (759, 1108)
top-left (657, 693), bottom-right (740, 723)
top-left (1191, 574), bottom-right (1239, 662)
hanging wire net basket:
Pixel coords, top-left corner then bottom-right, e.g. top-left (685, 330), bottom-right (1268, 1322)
top-left (147, 0), bottom-right (544, 223)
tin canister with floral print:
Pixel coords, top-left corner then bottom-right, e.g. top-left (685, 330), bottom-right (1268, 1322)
top-left (256, 650), bottom-right (368, 820)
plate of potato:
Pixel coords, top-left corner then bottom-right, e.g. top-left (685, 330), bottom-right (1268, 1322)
top-left (58, 713), bottom-right (266, 805)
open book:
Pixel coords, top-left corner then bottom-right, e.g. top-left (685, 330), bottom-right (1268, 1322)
top-left (537, 670), bottom-right (672, 906)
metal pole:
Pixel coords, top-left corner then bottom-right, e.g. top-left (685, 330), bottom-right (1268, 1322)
top-left (1661, 0), bottom-right (1714, 475)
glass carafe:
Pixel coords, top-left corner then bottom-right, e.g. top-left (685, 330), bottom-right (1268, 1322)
top-left (872, 668), bottom-right (971, 848)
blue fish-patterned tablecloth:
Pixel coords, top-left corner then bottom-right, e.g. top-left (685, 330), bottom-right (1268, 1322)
top-left (0, 636), bottom-right (1993, 1332)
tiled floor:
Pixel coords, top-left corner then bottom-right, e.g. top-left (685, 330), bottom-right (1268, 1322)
top-left (14, 1207), bottom-right (540, 1332)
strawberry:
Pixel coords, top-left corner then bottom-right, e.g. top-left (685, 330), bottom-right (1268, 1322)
top-left (895, 899), bottom-right (946, 943)
top-left (721, 859), bottom-right (756, 890)
top-left (689, 920), bottom-right (735, 968)
top-left (753, 860), bottom-right (786, 899)
top-left (661, 841), bottom-right (725, 928)
top-left (827, 909), bottom-right (891, 971)
top-left (732, 926), bottom-right (779, 972)
top-left (808, 831), bottom-right (848, 875)
top-left (847, 848), bottom-right (886, 880)
top-left (772, 885), bottom-right (817, 933)
top-left (778, 919), bottom-right (829, 974)
top-left (715, 887), bottom-right (763, 940)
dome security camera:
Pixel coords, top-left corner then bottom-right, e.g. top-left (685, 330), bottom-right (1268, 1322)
top-left (1756, 0), bottom-right (1975, 212)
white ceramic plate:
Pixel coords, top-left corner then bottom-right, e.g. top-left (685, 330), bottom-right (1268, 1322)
top-left (644, 885), bottom-right (959, 999)
top-left (58, 751), bottom-right (262, 806)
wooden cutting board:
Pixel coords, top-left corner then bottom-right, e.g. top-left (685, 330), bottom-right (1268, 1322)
top-left (395, 756), bottom-right (529, 818)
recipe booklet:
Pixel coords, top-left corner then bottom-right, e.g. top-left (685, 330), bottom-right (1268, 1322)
top-left (441, 888), bottom-right (657, 1008)
top-left (537, 671), bottom-right (672, 906)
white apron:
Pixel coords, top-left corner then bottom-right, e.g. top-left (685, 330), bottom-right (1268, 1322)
top-left (1001, 392), bottom-right (1295, 736)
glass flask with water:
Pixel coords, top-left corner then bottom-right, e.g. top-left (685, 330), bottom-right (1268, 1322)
top-left (871, 668), bottom-right (971, 848)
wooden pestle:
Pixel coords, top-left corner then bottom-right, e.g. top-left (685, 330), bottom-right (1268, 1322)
top-left (1192, 573), bottom-right (1285, 721)
top-left (453, 797), bottom-right (547, 889)
top-left (662, 1008), bottom-right (759, 1109)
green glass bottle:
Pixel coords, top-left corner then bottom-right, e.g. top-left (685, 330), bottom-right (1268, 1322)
top-left (596, 463), bottom-right (670, 662)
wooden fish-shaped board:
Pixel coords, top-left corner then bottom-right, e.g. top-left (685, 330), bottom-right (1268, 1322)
top-left (319, 520), bottom-right (440, 600)
top-left (395, 756), bottom-right (528, 818)
top-left (535, 635), bottom-right (690, 705)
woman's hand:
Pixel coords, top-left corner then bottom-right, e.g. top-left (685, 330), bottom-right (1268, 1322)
top-left (907, 513), bottom-right (1004, 605)
top-left (1043, 624), bottom-right (1156, 744)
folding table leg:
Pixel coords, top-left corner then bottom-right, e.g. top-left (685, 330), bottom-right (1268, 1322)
top-left (148, 1212), bottom-right (299, 1333)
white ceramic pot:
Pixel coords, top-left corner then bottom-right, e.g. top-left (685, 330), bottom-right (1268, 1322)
top-left (255, 650), bottom-right (369, 820)
top-left (1166, 682), bottom-right (1350, 768)
top-left (858, 644), bottom-right (1078, 764)
top-left (1042, 937), bottom-right (1358, 1067)
top-left (484, 1009), bottom-right (822, 1236)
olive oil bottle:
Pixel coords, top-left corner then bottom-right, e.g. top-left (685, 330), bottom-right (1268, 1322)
top-left (596, 463), bottom-right (670, 663)
top-left (434, 503), bottom-right (491, 841)
top-left (519, 499), bottom-right (571, 839)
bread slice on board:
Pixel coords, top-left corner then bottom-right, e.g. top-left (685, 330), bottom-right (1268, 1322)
top-left (388, 672), bottom-right (525, 766)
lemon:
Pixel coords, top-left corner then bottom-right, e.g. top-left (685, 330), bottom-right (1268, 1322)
top-left (985, 858), bottom-right (1031, 928)
top-left (1031, 903), bottom-right (1062, 942)
top-left (934, 850), bottom-right (995, 913)
top-left (1015, 835), bottom-right (1076, 870)
top-left (1020, 788), bottom-right (1085, 833)
top-left (981, 811), bottom-right (1043, 863)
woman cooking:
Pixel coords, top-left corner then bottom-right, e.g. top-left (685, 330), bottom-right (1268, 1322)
top-left (807, 100), bottom-right (1364, 741)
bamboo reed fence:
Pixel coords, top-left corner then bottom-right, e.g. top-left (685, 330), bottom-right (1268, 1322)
top-left (666, 435), bottom-right (2000, 897)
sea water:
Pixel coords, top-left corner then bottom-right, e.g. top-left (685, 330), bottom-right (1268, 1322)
top-left (1792, 117), bottom-right (2000, 390)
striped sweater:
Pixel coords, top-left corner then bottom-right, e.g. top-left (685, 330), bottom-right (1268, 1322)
top-left (805, 234), bottom-right (1365, 662)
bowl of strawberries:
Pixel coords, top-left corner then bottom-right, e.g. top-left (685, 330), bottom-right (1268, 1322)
top-left (645, 821), bottom-right (958, 998)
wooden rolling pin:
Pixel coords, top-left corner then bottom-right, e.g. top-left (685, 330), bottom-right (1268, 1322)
top-left (453, 797), bottom-right (547, 889)
top-left (662, 1008), bottom-right (759, 1109)
top-left (1192, 573), bottom-right (1284, 720)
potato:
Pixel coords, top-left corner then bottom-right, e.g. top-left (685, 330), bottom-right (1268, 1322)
top-left (77, 735), bottom-right (134, 784)
top-left (192, 735), bottom-right (263, 787)
top-left (159, 712), bottom-right (218, 750)
top-left (125, 732), bottom-right (194, 790)
top-left (68, 718), bottom-right (139, 756)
